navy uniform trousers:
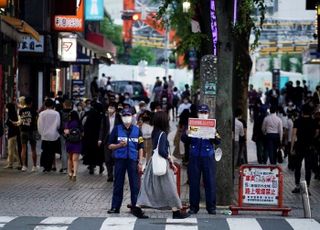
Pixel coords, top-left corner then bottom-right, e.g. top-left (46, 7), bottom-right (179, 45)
top-left (111, 158), bottom-right (139, 209)
top-left (188, 155), bottom-right (216, 212)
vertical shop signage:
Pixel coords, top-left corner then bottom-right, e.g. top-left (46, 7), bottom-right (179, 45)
top-left (58, 37), bottom-right (77, 62)
top-left (54, 0), bottom-right (84, 31)
top-left (85, 0), bottom-right (104, 21)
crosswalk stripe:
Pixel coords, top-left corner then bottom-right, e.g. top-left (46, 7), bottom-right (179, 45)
top-left (227, 218), bottom-right (263, 230)
top-left (285, 218), bottom-right (320, 230)
top-left (165, 218), bottom-right (197, 230)
top-left (33, 217), bottom-right (78, 230)
top-left (39, 217), bottom-right (77, 225)
top-left (100, 217), bottom-right (137, 230)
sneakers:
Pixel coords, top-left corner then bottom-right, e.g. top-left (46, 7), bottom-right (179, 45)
top-left (292, 187), bottom-right (300, 194)
top-left (60, 168), bottom-right (67, 174)
top-left (31, 166), bottom-right (38, 172)
top-left (21, 166), bottom-right (28, 172)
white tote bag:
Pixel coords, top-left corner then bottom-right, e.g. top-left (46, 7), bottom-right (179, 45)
top-left (152, 132), bottom-right (167, 176)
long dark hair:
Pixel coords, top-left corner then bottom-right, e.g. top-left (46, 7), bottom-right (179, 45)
top-left (6, 103), bottom-right (18, 121)
top-left (152, 111), bottom-right (169, 134)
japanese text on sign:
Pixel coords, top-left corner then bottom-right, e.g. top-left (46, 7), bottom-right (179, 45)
top-left (17, 36), bottom-right (44, 53)
top-left (188, 118), bottom-right (216, 139)
top-left (242, 167), bottom-right (279, 205)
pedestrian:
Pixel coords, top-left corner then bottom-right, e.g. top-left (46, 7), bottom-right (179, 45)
top-left (234, 108), bottom-right (245, 167)
top-left (291, 105), bottom-right (319, 194)
top-left (90, 76), bottom-right (99, 98)
top-left (139, 110), bottom-right (153, 162)
top-left (82, 102), bottom-right (105, 174)
top-left (37, 99), bottom-right (61, 172)
top-left (186, 105), bottom-right (221, 215)
top-left (58, 99), bottom-right (73, 174)
top-left (124, 81), bottom-right (134, 97)
top-left (252, 100), bottom-right (268, 164)
top-left (4, 103), bottom-right (21, 169)
top-left (107, 108), bottom-right (144, 216)
top-left (136, 111), bottom-right (190, 219)
top-left (261, 106), bottom-right (283, 164)
top-left (64, 111), bottom-right (82, 181)
top-left (172, 87), bottom-right (180, 121)
top-left (99, 102), bottom-right (122, 182)
top-left (18, 96), bottom-right (38, 172)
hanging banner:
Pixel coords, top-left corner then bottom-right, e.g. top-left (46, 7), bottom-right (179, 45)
top-left (85, 0), bottom-right (104, 21)
top-left (188, 118), bottom-right (216, 139)
top-left (54, 0), bottom-right (84, 31)
top-left (17, 35), bottom-right (44, 53)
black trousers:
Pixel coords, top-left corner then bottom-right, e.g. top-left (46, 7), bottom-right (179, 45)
top-left (41, 139), bottom-right (60, 171)
top-left (104, 148), bottom-right (114, 178)
top-left (294, 143), bottom-right (314, 187)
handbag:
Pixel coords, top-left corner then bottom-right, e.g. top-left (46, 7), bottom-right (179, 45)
top-left (152, 132), bottom-right (167, 176)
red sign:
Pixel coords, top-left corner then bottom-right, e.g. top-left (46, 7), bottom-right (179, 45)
top-left (188, 118), bottom-right (216, 127)
top-left (54, 0), bottom-right (84, 31)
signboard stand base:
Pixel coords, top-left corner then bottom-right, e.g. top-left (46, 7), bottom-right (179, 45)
top-left (230, 205), bottom-right (291, 216)
top-left (230, 164), bottom-right (291, 216)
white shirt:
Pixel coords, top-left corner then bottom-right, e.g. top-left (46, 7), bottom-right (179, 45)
top-left (37, 109), bottom-right (61, 141)
top-left (287, 118), bottom-right (294, 142)
top-left (109, 114), bottom-right (115, 134)
top-left (99, 77), bottom-right (107, 89)
top-left (125, 85), bottom-right (133, 95)
top-left (261, 113), bottom-right (283, 141)
top-left (177, 103), bottom-right (191, 116)
top-left (234, 118), bottom-right (244, 142)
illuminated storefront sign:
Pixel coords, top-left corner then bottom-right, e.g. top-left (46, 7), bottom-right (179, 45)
top-left (58, 37), bottom-right (77, 62)
top-left (54, 0), bottom-right (84, 32)
top-left (85, 0), bottom-right (104, 21)
top-left (0, 0), bottom-right (8, 8)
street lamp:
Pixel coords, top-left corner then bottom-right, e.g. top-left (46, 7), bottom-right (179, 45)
top-left (182, 1), bottom-right (191, 13)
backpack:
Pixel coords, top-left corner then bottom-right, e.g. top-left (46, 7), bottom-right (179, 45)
top-left (67, 127), bottom-right (82, 143)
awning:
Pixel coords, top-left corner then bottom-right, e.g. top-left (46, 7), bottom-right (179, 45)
top-left (0, 15), bottom-right (40, 42)
top-left (77, 38), bottom-right (115, 63)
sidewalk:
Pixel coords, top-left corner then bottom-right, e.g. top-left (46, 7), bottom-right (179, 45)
top-left (0, 120), bottom-right (319, 221)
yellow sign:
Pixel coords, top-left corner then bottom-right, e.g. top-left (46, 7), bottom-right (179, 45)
top-left (0, 0), bottom-right (8, 8)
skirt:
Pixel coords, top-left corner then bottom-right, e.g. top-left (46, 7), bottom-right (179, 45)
top-left (137, 159), bottom-right (182, 209)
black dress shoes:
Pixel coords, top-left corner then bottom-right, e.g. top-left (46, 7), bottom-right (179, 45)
top-left (131, 207), bottom-right (148, 219)
top-left (188, 209), bottom-right (198, 215)
top-left (107, 208), bottom-right (120, 214)
top-left (207, 209), bottom-right (216, 215)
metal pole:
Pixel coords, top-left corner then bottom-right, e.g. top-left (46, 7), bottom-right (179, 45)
top-left (300, 180), bottom-right (312, 218)
top-left (164, 15), bottom-right (170, 78)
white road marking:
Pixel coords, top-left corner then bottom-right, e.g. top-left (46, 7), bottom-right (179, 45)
top-left (0, 216), bottom-right (17, 228)
top-left (286, 218), bottom-right (320, 230)
top-left (166, 218), bottom-right (198, 230)
top-left (100, 217), bottom-right (137, 230)
top-left (33, 217), bottom-right (77, 230)
top-left (227, 218), bottom-right (263, 230)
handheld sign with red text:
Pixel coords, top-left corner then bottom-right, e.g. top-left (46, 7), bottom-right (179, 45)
top-left (188, 118), bottom-right (216, 139)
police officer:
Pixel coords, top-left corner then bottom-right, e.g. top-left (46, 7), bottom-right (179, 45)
top-left (107, 108), bottom-right (146, 217)
top-left (187, 104), bottom-right (221, 215)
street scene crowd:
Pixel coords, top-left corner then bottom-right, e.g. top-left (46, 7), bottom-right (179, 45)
top-left (2, 74), bottom-right (320, 219)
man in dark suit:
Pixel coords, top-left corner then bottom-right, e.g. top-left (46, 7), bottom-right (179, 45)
top-left (99, 102), bottom-right (122, 181)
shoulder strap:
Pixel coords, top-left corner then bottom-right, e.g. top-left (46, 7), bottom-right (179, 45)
top-left (156, 132), bottom-right (163, 148)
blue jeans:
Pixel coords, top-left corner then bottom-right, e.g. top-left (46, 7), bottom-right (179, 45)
top-left (111, 159), bottom-right (139, 209)
top-left (188, 155), bottom-right (216, 212)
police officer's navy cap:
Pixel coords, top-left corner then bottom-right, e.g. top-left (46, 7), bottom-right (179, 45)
top-left (198, 104), bottom-right (210, 112)
top-left (121, 108), bottom-right (132, 116)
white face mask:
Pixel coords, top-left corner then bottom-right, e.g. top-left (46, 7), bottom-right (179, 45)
top-left (122, 116), bottom-right (132, 124)
top-left (198, 114), bottom-right (209, 119)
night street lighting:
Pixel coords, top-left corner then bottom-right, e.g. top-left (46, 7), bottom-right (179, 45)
top-left (182, 1), bottom-right (191, 13)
